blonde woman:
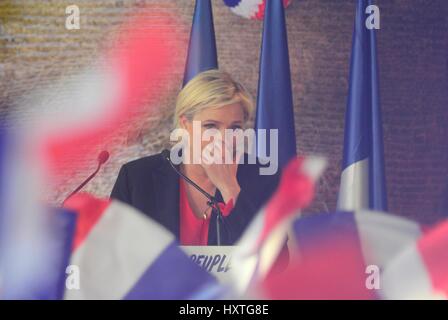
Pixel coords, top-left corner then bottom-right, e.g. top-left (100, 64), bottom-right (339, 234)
top-left (111, 70), bottom-right (280, 246)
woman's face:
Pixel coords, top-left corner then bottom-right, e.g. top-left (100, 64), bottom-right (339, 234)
top-left (180, 103), bottom-right (245, 163)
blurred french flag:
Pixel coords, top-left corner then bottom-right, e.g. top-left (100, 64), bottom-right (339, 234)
top-left (63, 194), bottom-right (218, 300)
top-left (1, 190), bottom-right (218, 299)
top-left (0, 127), bottom-right (77, 299)
top-left (380, 218), bottom-right (448, 299)
top-left (261, 211), bottom-right (448, 300)
top-left (0, 8), bottom-right (214, 298)
top-left (230, 156), bottom-right (327, 294)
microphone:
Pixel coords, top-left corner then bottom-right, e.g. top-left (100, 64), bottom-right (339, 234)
top-left (98, 150), bottom-right (109, 165)
top-left (63, 151), bottom-right (110, 204)
top-left (161, 149), bottom-right (215, 203)
top-left (161, 149), bottom-right (224, 245)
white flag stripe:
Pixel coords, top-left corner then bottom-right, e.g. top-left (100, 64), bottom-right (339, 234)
top-left (231, 0), bottom-right (263, 18)
top-left (257, 218), bottom-right (291, 277)
top-left (65, 201), bottom-right (174, 300)
top-left (14, 64), bottom-right (123, 138)
top-left (354, 210), bottom-right (422, 269)
top-left (380, 243), bottom-right (436, 300)
top-left (231, 211), bottom-right (265, 294)
top-left (337, 158), bottom-right (369, 211)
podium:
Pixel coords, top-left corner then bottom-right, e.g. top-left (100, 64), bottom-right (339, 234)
top-left (179, 246), bottom-right (236, 283)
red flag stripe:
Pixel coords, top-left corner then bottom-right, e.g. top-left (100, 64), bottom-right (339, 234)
top-left (63, 193), bottom-right (111, 251)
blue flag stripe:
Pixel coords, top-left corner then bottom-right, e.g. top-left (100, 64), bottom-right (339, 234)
top-left (255, 0), bottom-right (296, 170)
top-left (182, 0), bottom-right (218, 87)
top-left (341, 0), bottom-right (387, 211)
top-left (124, 243), bottom-right (216, 299)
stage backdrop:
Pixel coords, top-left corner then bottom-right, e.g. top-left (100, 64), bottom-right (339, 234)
top-left (0, 0), bottom-right (447, 224)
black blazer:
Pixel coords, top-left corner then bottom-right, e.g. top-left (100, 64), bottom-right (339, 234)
top-left (110, 152), bottom-right (280, 245)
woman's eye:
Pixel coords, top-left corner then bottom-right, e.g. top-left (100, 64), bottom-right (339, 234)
top-left (231, 125), bottom-right (242, 130)
top-left (203, 123), bottom-right (216, 129)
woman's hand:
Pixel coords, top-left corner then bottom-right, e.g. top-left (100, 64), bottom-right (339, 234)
top-left (201, 140), bottom-right (242, 203)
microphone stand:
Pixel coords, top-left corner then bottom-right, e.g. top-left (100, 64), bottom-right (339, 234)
top-left (62, 151), bottom-right (109, 205)
top-left (163, 151), bottom-right (224, 246)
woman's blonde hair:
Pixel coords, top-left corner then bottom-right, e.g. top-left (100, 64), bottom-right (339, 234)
top-left (173, 69), bottom-right (254, 129)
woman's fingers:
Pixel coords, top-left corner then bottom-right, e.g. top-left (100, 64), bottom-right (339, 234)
top-left (201, 143), bottom-right (215, 165)
top-left (209, 138), bottom-right (241, 164)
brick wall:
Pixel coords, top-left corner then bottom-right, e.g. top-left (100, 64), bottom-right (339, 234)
top-left (1, 0), bottom-right (447, 224)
